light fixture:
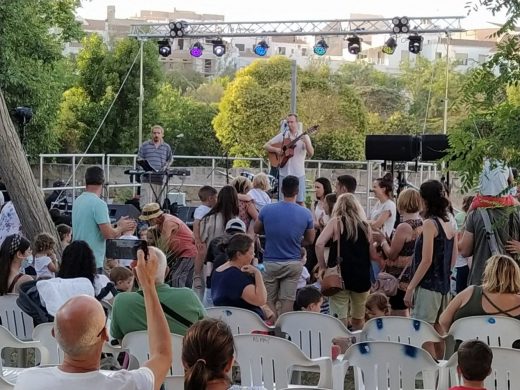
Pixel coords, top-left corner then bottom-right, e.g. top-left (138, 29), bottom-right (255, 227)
top-left (347, 36), bottom-right (361, 55)
top-left (158, 40), bottom-right (171, 57)
top-left (190, 42), bottom-right (204, 58)
top-left (169, 20), bottom-right (186, 38)
top-left (254, 40), bottom-right (269, 56)
top-left (313, 39), bottom-right (329, 56)
top-left (392, 16), bottom-right (410, 34)
top-left (408, 34), bottom-right (423, 54)
top-left (382, 36), bottom-right (397, 55)
top-left (212, 39), bottom-right (226, 57)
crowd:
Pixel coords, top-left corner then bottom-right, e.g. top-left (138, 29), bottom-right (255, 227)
top-left (1, 123), bottom-right (520, 389)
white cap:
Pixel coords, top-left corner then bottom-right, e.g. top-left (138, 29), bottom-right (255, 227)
top-left (225, 218), bottom-right (246, 233)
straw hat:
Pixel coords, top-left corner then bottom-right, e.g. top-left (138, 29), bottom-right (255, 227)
top-left (140, 203), bottom-right (164, 221)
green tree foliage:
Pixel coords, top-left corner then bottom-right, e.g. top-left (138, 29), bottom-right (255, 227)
top-left (54, 36), bottom-right (163, 154)
top-left (0, 0), bottom-right (82, 157)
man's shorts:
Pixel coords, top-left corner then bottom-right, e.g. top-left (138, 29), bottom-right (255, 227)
top-left (329, 289), bottom-right (370, 321)
top-left (263, 261), bottom-right (303, 302)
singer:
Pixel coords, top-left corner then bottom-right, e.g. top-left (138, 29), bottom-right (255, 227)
top-left (137, 125), bottom-right (173, 208)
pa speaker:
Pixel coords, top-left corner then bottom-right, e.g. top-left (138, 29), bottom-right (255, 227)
top-left (365, 135), bottom-right (420, 161)
top-left (421, 134), bottom-right (449, 161)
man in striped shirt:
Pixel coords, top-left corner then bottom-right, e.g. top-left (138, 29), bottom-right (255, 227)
top-left (138, 125), bottom-right (172, 208)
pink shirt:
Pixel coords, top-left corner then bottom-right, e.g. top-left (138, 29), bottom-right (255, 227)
top-left (160, 214), bottom-right (197, 258)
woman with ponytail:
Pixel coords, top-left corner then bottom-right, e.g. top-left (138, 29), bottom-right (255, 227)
top-left (183, 318), bottom-right (235, 390)
top-left (0, 234), bottom-right (33, 295)
top-left (369, 172), bottom-right (396, 238)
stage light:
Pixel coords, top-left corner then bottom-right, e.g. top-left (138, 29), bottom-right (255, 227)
top-left (313, 39), bottom-right (329, 56)
top-left (408, 34), bottom-right (423, 54)
top-left (347, 37), bottom-right (361, 55)
top-left (382, 36), bottom-right (397, 55)
top-left (169, 20), bottom-right (187, 38)
top-left (212, 39), bottom-right (226, 57)
top-left (190, 42), bottom-right (204, 58)
top-left (392, 16), bottom-right (410, 34)
top-left (158, 40), bottom-right (171, 57)
top-left (254, 40), bottom-right (269, 56)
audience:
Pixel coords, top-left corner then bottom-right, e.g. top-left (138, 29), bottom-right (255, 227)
top-left (453, 195), bottom-right (474, 293)
top-left (33, 233), bottom-right (58, 279)
top-left (296, 247), bottom-right (310, 290)
top-left (231, 176), bottom-right (258, 234)
top-left (109, 266), bottom-right (135, 293)
top-left (294, 285), bottom-right (323, 312)
top-left (439, 254), bottom-right (520, 334)
top-left (56, 224), bottom-right (72, 248)
top-left (316, 193), bottom-right (376, 330)
top-left (365, 292), bottom-right (391, 320)
top-left (449, 340), bottom-right (493, 390)
top-left (0, 199), bottom-right (22, 247)
top-left (110, 247), bottom-right (206, 338)
top-left (15, 248), bottom-right (172, 390)
top-left (368, 173), bottom-right (397, 238)
top-left (182, 318), bottom-right (235, 390)
top-left (248, 172), bottom-right (272, 211)
top-left (312, 177), bottom-right (333, 232)
top-left (211, 233), bottom-right (267, 319)
top-left (0, 234), bottom-right (33, 295)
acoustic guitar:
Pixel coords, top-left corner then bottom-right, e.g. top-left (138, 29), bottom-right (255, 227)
top-left (267, 125), bottom-right (319, 168)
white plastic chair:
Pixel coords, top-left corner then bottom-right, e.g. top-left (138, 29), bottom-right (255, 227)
top-left (121, 330), bottom-right (184, 375)
top-left (163, 375), bottom-right (185, 390)
top-left (276, 311), bottom-right (357, 390)
top-left (439, 346), bottom-right (520, 390)
top-left (0, 294), bottom-right (34, 341)
top-left (0, 376), bottom-right (14, 390)
top-left (233, 334), bottom-right (332, 389)
top-left (0, 325), bottom-right (49, 385)
top-left (447, 315), bottom-right (520, 350)
top-left (206, 306), bottom-right (273, 335)
top-left (343, 341), bottom-right (439, 390)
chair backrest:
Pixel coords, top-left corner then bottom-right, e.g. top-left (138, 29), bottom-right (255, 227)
top-left (448, 315), bottom-right (520, 348)
top-left (206, 306), bottom-right (272, 335)
top-left (163, 375), bottom-right (184, 390)
top-left (439, 347), bottom-right (520, 390)
top-left (0, 325), bottom-right (49, 371)
top-left (0, 376), bottom-right (15, 389)
top-left (0, 294), bottom-right (34, 341)
top-left (362, 316), bottom-right (443, 348)
top-left (276, 311), bottom-right (355, 359)
top-left (32, 322), bottom-right (61, 365)
top-left (233, 334), bottom-right (332, 390)
top-left (121, 331), bottom-right (184, 375)
top-left (344, 341), bottom-right (439, 390)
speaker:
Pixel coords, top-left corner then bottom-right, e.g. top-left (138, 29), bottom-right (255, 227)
top-left (365, 135), bottom-right (420, 161)
top-left (421, 134), bottom-right (449, 161)
top-left (174, 206), bottom-right (198, 228)
top-left (108, 204), bottom-right (141, 223)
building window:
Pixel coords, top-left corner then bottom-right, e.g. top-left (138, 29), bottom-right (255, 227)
top-left (177, 39), bottom-right (184, 51)
top-left (235, 43), bottom-right (245, 52)
top-left (455, 52), bottom-right (468, 65)
top-left (478, 54), bottom-right (488, 63)
top-left (278, 47), bottom-right (286, 55)
top-left (291, 48), bottom-right (295, 55)
top-left (436, 52), bottom-right (442, 59)
top-left (302, 48), bottom-right (307, 56)
top-left (204, 59), bottom-right (212, 74)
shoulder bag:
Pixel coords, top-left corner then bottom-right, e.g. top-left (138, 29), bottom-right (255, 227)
top-left (321, 219), bottom-right (345, 297)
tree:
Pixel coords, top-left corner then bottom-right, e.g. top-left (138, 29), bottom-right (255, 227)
top-left (0, 0), bottom-right (82, 158)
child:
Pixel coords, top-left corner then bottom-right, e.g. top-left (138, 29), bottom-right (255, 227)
top-left (56, 224), bottom-right (72, 247)
top-left (117, 226), bottom-right (138, 268)
top-left (193, 186), bottom-right (218, 295)
top-left (296, 247), bottom-right (310, 290)
top-left (365, 292), bottom-right (391, 320)
top-left (33, 233), bottom-right (58, 278)
top-left (248, 172), bottom-right (272, 211)
top-left (109, 266), bottom-right (135, 293)
top-left (310, 264), bottom-right (330, 314)
top-left (450, 340), bottom-right (492, 390)
top-left (294, 286), bottom-right (323, 312)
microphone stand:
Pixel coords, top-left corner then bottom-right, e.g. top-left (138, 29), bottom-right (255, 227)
top-left (206, 148), bottom-right (232, 184)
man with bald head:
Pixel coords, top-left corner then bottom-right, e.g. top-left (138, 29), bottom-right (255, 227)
top-left (111, 247), bottom-right (205, 339)
top-left (15, 248), bottom-right (172, 390)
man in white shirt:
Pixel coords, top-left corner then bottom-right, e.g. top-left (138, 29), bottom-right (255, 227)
top-left (265, 113), bottom-right (314, 205)
top-left (15, 247), bottom-right (172, 390)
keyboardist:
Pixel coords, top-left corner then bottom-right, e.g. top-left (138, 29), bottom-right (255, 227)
top-left (137, 125), bottom-right (172, 208)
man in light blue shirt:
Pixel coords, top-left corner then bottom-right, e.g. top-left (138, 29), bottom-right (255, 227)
top-left (72, 167), bottom-right (136, 271)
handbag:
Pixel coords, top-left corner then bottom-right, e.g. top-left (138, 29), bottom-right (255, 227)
top-left (321, 220), bottom-right (345, 297)
top-left (371, 262), bottom-right (410, 297)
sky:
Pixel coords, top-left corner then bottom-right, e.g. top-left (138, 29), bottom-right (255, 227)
top-left (77, 0), bottom-right (506, 29)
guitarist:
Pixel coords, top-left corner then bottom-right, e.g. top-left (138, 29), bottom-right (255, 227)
top-left (264, 113), bottom-right (314, 206)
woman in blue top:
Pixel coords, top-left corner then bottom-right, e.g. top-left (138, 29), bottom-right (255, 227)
top-left (211, 234), bottom-right (267, 319)
top-left (404, 179), bottom-right (457, 359)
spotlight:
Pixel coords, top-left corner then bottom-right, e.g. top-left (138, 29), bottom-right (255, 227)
top-left (313, 39), bottom-right (329, 56)
top-left (408, 35), bottom-right (423, 54)
top-left (158, 40), bottom-right (171, 57)
top-left (254, 40), bottom-right (269, 56)
top-left (169, 20), bottom-right (187, 38)
top-left (347, 37), bottom-right (361, 55)
top-left (212, 39), bottom-right (226, 57)
top-left (392, 16), bottom-right (410, 34)
top-left (382, 36), bottom-right (397, 55)
top-left (190, 42), bottom-right (204, 58)
top-left (13, 107), bottom-right (33, 125)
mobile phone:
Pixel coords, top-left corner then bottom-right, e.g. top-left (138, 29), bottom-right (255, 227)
top-left (106, 239), bottom-right (148, 260)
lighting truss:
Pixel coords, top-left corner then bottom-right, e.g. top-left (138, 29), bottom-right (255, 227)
top-left (129, 16), bottom-right (464, 40)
